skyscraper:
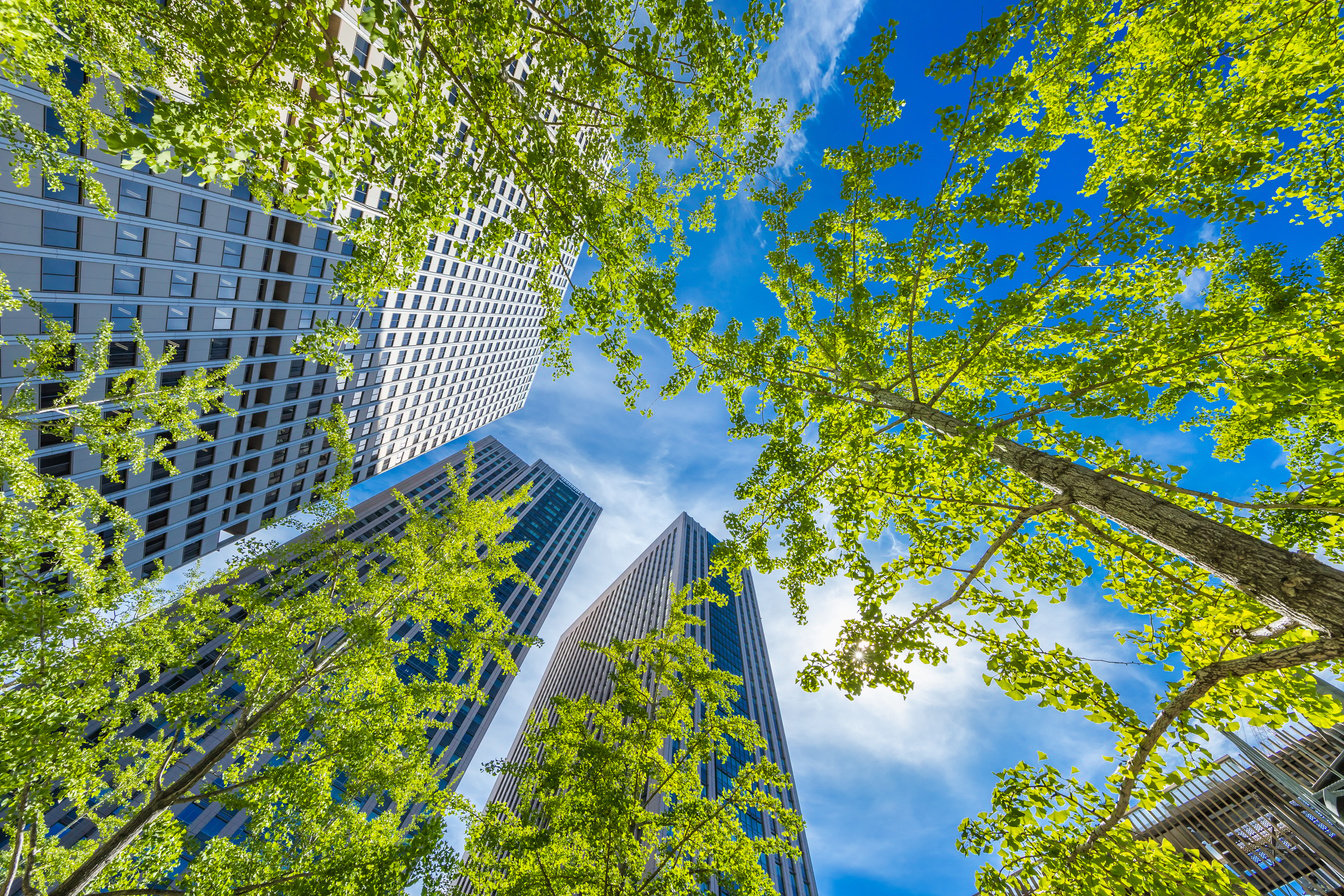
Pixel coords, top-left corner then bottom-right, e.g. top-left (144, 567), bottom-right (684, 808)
top-left (39, 435), bottom-right (600, 847)
top-left (487, 512), bottom-right (819, 896)
top-left (0, 68), bottom-right (578, 577)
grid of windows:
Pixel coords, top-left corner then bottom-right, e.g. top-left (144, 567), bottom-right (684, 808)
top-left (3, 68), bottom-right (577, 573)
top-left (487, 513), bottom-right (820, 896)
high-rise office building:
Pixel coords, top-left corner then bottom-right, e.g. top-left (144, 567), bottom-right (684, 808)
top-left (0, 62), bottom-right (579, 577)
top-left (38, 435), bottom-right (600, 848)
top-left (487, 512), bottom-right (819, 896)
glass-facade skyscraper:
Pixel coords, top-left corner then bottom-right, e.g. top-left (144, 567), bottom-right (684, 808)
top-left (39, 435), bottom-right (599, 847)
top-left (487, 512), bottom-right (819, 896)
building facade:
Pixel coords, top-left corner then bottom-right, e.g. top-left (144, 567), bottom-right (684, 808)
top-left (40, 435), bottom-right (600, 848)
top-left (0, 56), bottom-right (578, 577)
top-left (487, 512), bottom-right (819, 896)
top-left (1129, 718), bottom-right (1344, 895)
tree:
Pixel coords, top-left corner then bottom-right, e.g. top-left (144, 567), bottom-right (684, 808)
top-left (1, 0), bottom-right (796, 379)
top-left (446, 603), bottom-right (803, 896)
top-left (654, 3), bottom-right (1344, 892)
top-left (3, 428), bottom-right (540, 896)
top-left (0, 283), bottom-right (238, 671)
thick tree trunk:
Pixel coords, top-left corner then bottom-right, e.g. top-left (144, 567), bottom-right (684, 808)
top-left (866, 388), bottom-right (1344, 636)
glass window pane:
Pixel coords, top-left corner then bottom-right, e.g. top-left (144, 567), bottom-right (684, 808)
top-left (217, 274), bottom-right (238, 300)
top-left (213, 307), bottom-right (233, 330)
top-left (221, 241), bottom-right (243, 268)
top-left (115, 224), bottom-right (144, 256)
top-left (112, 266), bottom-right (142, 295)
top-left (170, 271), bottom-right (194, 298)
top-left (177, 193), bottom-right (204, 226)
top-left (41, 211), bottom-right (79, 248)
top-left (226, 206), bottom-right (249, 235)
top-left (41, 302), bottom-right (76, 332)
top-left (111, 303), bottom-right (139, 329)
top-left (40, 258), bottom-right (77, 292)
top-left (166, 305), bottom-right (189, 331)
top-left (118, 180), bottom-right (149, 216)
top-left (44, 172), bottom-right (80, 203)
top-left (173, 233), bottom-right (198, 262)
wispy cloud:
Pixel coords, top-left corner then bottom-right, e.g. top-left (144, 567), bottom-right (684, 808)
top-left (754, 0), bottom-right (869, 167)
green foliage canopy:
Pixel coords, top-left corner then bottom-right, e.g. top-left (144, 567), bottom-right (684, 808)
top-left (0, 293), bottom-right (539, 896)
top-left (653, 1), bottom-right (1344, 891)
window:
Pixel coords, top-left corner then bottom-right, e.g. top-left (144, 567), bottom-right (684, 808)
top-left (213, 307), bottom-right (234, 330)
top-left (225, 206), bottom-right (249, 235)
top-left (208, 337), bottom-right (231, 361)
top-left (221, 241), bottom-right (244, 268)
top-left (299, 311), bottom-right (313, 329)
top-left (195, 446), bottom-right (215, 467)
top-left (189, 496), bottom-right (209, 516)
top-left (109, 232), bottom-right (144, 266)
top-left (146, 510), bottom-right (170, 531)
top-left (182, 540), bottom-right (202, 561)
top-left (151, 460), bottom-right (171, 481)
top-left (267, 470), bottom-right (283, 487)
top-left (127, 92), bottom-right (155, 128)
top-left (231, 180), bottom-right (251, 200)
top-left (100, 472), bottom-right (127, 494)
top-left (44, 172), bottom-right (79, 203)
top-left (118, 180), bottom-right (149, 216)
top-left (264, 488), bottom-right (280, 506)
top-left (38, 452), bottom-right (72, 477)
top-left (177, 193), bottom-right (204, 226)
top-left (41, 211), bottom-right (79, 248)
top-left (173, 233), bottom-right (199, 262)
top-left (170, 271), bottom-right (195, 298)
top-left (112, 266), bottom-right (142, 295)
top-left (307, 256), bottom-right (324, 278)
top-left (185, 518), bottom-right (205, 538)
top-left (192, 471), bottom-right (212, 491)
top-left (108, 341), bottom-right (136, 367)
top-left (40, 258), bottom-right (77, 292)
top-left (217, 274), bottom-right (238, 300)
top-left (142, 534), bottom-right (166, 556)
top-left (284, 382), bottom-right (300, 401)
top-left (149, 484), bottom-right (172, 505)
top-left (166, 305), bottom-right (190, 331)
top-left (41, 302), bottom-right (75, 333)
top-left (303, 283), bottom-right (320, 303)
top-left (111, 304), bottom-right (139, 331)
top-left (352, 36), bottom-right (370, 67)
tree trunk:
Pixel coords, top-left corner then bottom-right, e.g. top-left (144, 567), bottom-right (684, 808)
top-left (866, 387), bottom-right (1344, 637)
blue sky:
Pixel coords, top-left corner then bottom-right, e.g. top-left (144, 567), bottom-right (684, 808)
top-left (350, 4), bottom-right (1122, 891)
top-left (343, 2), bottom-right (1338, 893)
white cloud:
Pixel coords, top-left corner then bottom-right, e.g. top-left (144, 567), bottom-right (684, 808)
top-left (754, 0), bottom-right (869, 167)
top-left (1177, 266), bottom-right (1211, 307)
